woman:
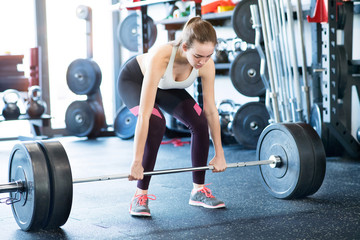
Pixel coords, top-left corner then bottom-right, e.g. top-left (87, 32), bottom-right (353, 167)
top-left (118, 16), bottom-right (227, 217)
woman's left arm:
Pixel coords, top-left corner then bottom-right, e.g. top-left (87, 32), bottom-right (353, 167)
top-left (199, 59), bottom-right (227, 172)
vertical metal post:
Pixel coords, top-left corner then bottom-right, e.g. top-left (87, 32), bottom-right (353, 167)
top-left (285, 0), bottom-right (303, 122)
top-left (258, 0), bottom-right (281, 123)
top-left (322, 0), bottom-right (360, 158)
top-left (86, 8), bottom-right (93, 59)
top-left (279, 0), bottom-right (297, 121)
top-left (34, 0), bottom-right (53, 137)
top-left (274, 0), bottom-right (292, 122)
top-left (295, 0), bottom-right (311, 123)
top-left (112, 0), bottom-right (122, 115)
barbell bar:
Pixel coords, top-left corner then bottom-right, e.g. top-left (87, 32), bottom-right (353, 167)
top-left (0, 123), bottom-right (326, 232)
top-left (56, 157), bottom-right (280, 184)
top-left (0, 158), bottom-right (280, 191)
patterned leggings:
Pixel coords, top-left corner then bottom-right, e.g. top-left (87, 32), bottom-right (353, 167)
top-left (117, 57), bottom-right (209, 190)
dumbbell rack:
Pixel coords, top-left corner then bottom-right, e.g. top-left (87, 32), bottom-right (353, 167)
top-left (0, 52), bottom-right (52, 141)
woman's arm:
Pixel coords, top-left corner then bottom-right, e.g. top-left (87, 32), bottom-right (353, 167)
top-left (199, 59), bottom-right (227, 172)
top-left (129, 46), bottom-right (170, 180)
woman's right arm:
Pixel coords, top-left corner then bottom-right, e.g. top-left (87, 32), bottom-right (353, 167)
top-left (128, 47), bottom-right (169, 181)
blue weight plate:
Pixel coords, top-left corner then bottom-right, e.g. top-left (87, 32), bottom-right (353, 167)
top-left (66, 58), bottom-right (102, 95)
top-left (8, 142), bottom-right (51, 231)
top-left (65, 100), bottom-right (95, 137)
top-left (114, 106), bottom-right (137, 140)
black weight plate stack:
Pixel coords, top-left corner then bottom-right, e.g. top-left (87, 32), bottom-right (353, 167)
top-left (232, 102), bottom-right (270, 149)
top-left (118, 13), bottom-right (157, 52)
top-left (114, 106), bottom-right (137, 140)
top-left (66, 59), bottom-right (102, 95)
top-left (65, 100), bottom-right (95, 137)
top-left (37, 141), bottom-right (73, 230)
top-left (232, 0), bottom-right (259, 44)
top-left (256, 123), bottom-right (317, 199)
top-left (230, 49), bottom-right (265, 97)
top-left (8, 142), bottom-right (51, 231)
top-left (295, 123), bottom-right (326, 197)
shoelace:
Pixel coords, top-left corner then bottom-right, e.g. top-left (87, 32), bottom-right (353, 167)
top-left (134, 194), bottom-right (156, 206)
top-left (199, 184), bottom-right (215, 198)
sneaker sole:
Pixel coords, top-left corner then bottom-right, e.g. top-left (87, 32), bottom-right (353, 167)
top-left (130, 210), bottom-right (151, 217)
top-left (189, 200), bottom-right (226, 209)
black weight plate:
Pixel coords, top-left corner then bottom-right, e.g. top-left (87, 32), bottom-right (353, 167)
top-left (117, 13), bottom-right (157, 52)
top-left (66, 59), bottom-right (102, 95)
top-left (232, 0), bottom-right (258, 44)
top-left (37, 141), bottom-right (73, 230)
top-left (232, 101), bottom-right (270, 149)
top-left (295, 123), bottom-right (326, 197)
top-left (114, 106), bottom-right (137, 140)
top-left (65, 101), bottom-right (95, 137)
top-left (256, 123), bottom-right (315, 199)
top-left (230, 49), bottom-right (265, 97)
top-left (9, 142), bottom-right (51, 231)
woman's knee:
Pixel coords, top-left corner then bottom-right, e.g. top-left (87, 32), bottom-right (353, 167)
top-left (147, 108), bottom-right (166, 139)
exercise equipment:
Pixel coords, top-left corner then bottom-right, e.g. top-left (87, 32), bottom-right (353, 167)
top-left (117, 13), bottom-right (157, 52)
top-left (0, 123), bottom-right (326, 231)
top-left (232, 102), bottom-right (270, 149)
top-left (66, 59), bottom-right (102, 95)
top-left (2, 89), bottom-right (21, 120)
top-left (230, 49), bottom-right (266, 97)
top-left (217, 99), bottom-right (238, 145)
top-left (232, 0), bottom-right (259, 44)
top-left (26, 86), bottom-right (46, 118)
top-left (114, 106), bottom-right (137, 140)
top-left (65, 99), bottom-right (105, 138)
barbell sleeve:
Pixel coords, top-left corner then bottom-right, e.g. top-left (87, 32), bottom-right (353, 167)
top-left (0, 181), bottom-right (24, 194)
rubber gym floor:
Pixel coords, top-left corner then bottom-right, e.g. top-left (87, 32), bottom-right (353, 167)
top-left (0, 136), bottom-right (359, 240)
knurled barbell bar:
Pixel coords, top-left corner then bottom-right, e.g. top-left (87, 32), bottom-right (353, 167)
top-left (0, 123), bottom-right (326, 232)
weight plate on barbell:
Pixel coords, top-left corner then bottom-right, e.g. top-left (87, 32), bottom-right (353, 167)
top-left (117, 13), bottom-right (157, 52)
top-left (8, 142), bottom-right (51, 231)
top-left (295, 123), bottom-right (326, 197)
top-left (232, 0), bottom-right (259, 44)
top-left (66, 59), bottom-right (102, 95)
top-left (230, 49), bottom-right (266, 97)
top-left (256, 123), bottom-right (318, 199)
top-left (114, 106), bottom-right (137, 140)
top-left (37, 141), bottom-right (73, 230)
top-left (65, 100), bottom-right (96, 137)
top-left (232, 101), bottom-right (270, 149)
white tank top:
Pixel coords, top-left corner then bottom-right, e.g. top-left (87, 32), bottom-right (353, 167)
top-left (158, 46), bottom-right (199, 89)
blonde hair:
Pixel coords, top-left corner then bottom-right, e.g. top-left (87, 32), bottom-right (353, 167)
top-left (175, 16), bottom-right (217, 48)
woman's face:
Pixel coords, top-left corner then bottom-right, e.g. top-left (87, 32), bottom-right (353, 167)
top-left (183, 41), bottom-right (215, 69)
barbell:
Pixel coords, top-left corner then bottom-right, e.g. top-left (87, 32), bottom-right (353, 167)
top-left (0, 122), bottom-right (326, 231)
